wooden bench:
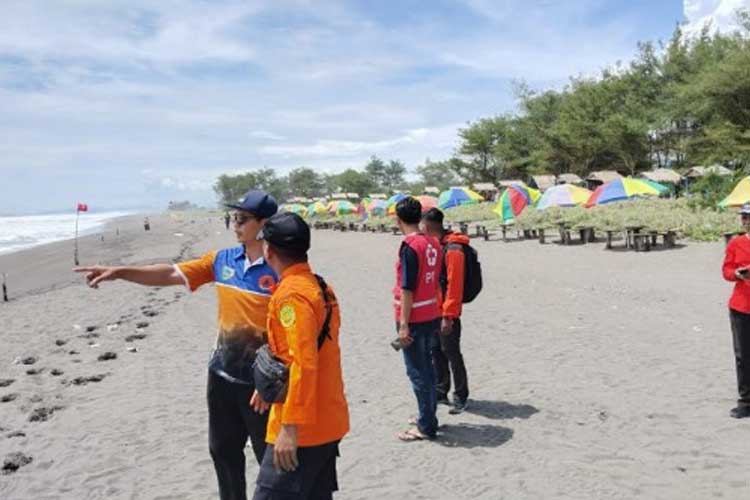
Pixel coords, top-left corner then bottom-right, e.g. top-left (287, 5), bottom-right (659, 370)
top-left (633, 233), bottom-right (651, 252)
top-left (577, 226), bottom-right (595, 244)
top-left (557, 223), bottom-right (572, 245)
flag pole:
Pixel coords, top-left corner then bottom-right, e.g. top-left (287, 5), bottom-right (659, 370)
top-left (74, 206), bottom-right (80, 266)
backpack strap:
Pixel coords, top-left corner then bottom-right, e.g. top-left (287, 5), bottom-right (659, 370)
top-left (314, 274), bottom-right (333, 350)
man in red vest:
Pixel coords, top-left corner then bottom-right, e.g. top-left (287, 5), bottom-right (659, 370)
top-left (393, 197), bottom-right (442, 441)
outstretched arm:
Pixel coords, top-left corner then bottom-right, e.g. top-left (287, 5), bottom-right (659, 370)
top-left (74, 264), bottom-right (185, 289)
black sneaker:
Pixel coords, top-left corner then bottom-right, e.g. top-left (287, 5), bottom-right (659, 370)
top-left (730, 406), bottom-right (750, 419)
top-left (449, 399), bottom-right (468, 415)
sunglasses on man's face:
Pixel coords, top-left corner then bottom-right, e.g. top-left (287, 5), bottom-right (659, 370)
top-left (233, 213), bottom-right (257, 225)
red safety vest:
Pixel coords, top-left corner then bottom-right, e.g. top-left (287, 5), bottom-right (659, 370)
top-left (393, 233), bottom-right (442, 323)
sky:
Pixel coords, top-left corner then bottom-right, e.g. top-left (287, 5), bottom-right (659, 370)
top-left (0, 0), bottom-right (746, 214)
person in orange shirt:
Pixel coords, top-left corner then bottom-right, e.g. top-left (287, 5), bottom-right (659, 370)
top-left (251, 212), bottom-right (349, 500)
top-left (75, 190), bottom-right (278, 500)
top-left (421, 208), bottom-right (470, 414)
top-left (722, 203), bottom-right (750, 419)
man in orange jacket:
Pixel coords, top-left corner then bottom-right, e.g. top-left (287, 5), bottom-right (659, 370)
top-left (251, 212), bottom-right (349, 499)
top-left (422, 208), bottom-right (470, 414)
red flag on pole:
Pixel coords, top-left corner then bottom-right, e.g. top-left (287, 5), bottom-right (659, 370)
top-left (77, 203), bottom-right (88, 212)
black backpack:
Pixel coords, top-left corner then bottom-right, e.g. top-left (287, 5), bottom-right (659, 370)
top-left (443, 241), bottom-right (482, 303)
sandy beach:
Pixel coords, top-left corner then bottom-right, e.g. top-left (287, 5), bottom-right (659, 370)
top-left (1, 213), bottom-right (748, 499)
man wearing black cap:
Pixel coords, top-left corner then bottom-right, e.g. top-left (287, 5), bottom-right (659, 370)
top-left (252, 212), bottom-right (349, 500)
top-left (76, 189), bottom-right (279, 500)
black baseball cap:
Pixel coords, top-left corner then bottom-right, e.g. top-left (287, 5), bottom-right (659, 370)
top-left (225, 190), bottom-right (278, 218)
top-left (258, 212), bottom-right (311, 252)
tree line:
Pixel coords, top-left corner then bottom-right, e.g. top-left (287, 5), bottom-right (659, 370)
top-left (215, 11), bottom-right (750, 205)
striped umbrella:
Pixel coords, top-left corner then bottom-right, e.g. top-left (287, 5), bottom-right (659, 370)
top-left (494, 183), bottom-right (540, 222)
top-left (328, 200), bottom-right (358, 216)
top-left (536, 184), bottom-right (592, 210)
top-left (307, 201), bottom-right (328, 216)
top-left (585, 178), bottom-right (661, 208)
top-left (438, 187), bottom-right (483, 210)
top-left (416, 195), bottom-right (438, 212)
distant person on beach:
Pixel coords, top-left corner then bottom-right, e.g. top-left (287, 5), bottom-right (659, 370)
top-left (143, 216), bottom-right (150, 231)
top-left (722, 203), bottom-right (750, 419)
top-left (75, 190), bottom-right (279, 500)
top-left (225, 211), bottom-right (231, 230)
top-left (393, 197), bottom-right (442, 441)
top-left (251, 212), bottom-right (349, 499)
top-left (421, 208), bottom-right (471, 414)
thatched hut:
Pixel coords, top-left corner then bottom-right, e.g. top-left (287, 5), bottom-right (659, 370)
top-left (367, 193), bottom-right (387, 200)
top-left (423, 186), bottom-right (440, 195)
top-left (586, 170), bottom-right (623, 190)
top-left (557, 173), bottom-right (584, 186)
top-left (639, 169), bottom-right (683, 184)
top-left (472, 182), bottom-right (498, 200)
top-left (685, 165), bottom-right (733, 178)
top-left (529, 175), bottom-right (556, 192)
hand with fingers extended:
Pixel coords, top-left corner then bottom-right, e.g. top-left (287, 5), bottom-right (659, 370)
top-left (73, 266), bottom-right (119, 289)
top-left (273, 425), bottom-right (299, 472)
top-left (249, 390), bottom-right (270, 414)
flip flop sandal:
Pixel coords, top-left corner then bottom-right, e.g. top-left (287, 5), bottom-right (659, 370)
top-left (407, 417), bottom-right (417, 425)
top-left (397, 428), bottom-right (429, 442)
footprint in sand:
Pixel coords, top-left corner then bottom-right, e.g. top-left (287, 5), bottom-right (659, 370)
top-left (67, 350), bottom-right (79, 355)
top-left (135, 321), bottom-right (149, 329)
top-left (50, 369), bottom-right (64, 376)
top-left (1, 393), bottom-right (19, 403)
top-left (0, 379), bottom-right (14, 388)
top-left (28, 405), bottom-right (63, 422)
top-left (26, 368), bottom-right (44, 376)
top-left (67, 374), bottom-right (107, 386)
top-left (29, 395), bottom-right (43, 403)
top-left (55, 339), bottom-right (67, 346)
top-left (79, 332), bottom-right (100, 339)
top-left (97, 352), bottom-right (117, 362)
top-left (125, 333), bottom-right (147, 342)
top-left (21, 356), bottom-right (37, 365)
top-left (6, 431), bottom-right (26, 439)
top-left (2, 452), bottom-right (32, 474)
top-left (142, 309), bottom-right (159, 318)
top-left (85, 325), bottom-right (98, 333)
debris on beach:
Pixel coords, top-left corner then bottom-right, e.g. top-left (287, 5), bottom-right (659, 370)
top-left (125, 333), bottom-right (147, 342)
top-left (88, 343), bottom-right (100, 348)
top-left (126, 347), bottom-right (137, 353)
top-left (97, 352), bottom-right (117, 361)
top-left (26, 368), bottom-right (44, 375)
top-left (67, 350), bottom-right (79, 355)
top-left (54, 339), bottom-right (67, 346)
top-left (28, 405), bottom-right (63, 422)
top-left (85, 325), bottom-right (98, 333)
top-left (1, 393), bottom-right (18, 403)
top-left (20, 356), bottom-right (37, 365)
top-left (2, 452), bottom-right (32, 474)
top-left (50, 369), bottom-right (64, 376)
top-left (68, 374), bottom-right (107, 386)
top-left (72, 324), bottom-right (82, 331)
top-left (106, 323), bottom-right (119, 332)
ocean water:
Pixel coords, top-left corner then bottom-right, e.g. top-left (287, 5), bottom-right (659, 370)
top-left (0, 211), bottom-right (134, 256)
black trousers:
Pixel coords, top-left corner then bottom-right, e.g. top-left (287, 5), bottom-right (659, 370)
top-left (432, 318), bottom-right (469, 403)
top-left (252, 441), bottom-right (339, 500)
top-left (208, 369), bottom-right (269, 500)
top-left (729, 309), bottom-right (750, 407)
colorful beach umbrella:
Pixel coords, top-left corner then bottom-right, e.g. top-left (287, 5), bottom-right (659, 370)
top-left (493, 183), bottom-right (541, 222)
top-left (720, 176), bottom-right (750, 208)
top-left (283, 203), bottom-right (308, 216)
top-left (307, 201), bottom-right (328, 216)
top-left (367, 199), bottom-right (389, 216)
top-left (438, 187), bottom-right (484, 210)
top-left (585, 178), bottom-right (661, 208)
top-left (328, 200), bottom-right (358, 216)
top-left (536, 184), bottom-right (592, 210)
top-left (416, 195), bottom-right (438, 212)
top-left (639, 178), bottom-right (670, 195)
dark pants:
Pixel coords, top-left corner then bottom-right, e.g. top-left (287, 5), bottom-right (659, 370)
top-left (208, 369), bottom-right (269, 500)
top-left (432, 318), bottom-right (469, 403)
top-left (401, 320), bottom-right (439, 437)
top-left (252, 442), bottom-right (339, 500)
top-left (730, 309), bottom-right (750, 407)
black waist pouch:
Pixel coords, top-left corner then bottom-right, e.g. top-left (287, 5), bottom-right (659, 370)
top-left (253, 344), bottom-right (289, 403)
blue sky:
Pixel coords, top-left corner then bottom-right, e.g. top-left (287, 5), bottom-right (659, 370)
top-left (0, 0), bottom-right (743, 213)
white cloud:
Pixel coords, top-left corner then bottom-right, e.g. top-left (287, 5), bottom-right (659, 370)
top-left (683, 0), bottom-right (750, 36)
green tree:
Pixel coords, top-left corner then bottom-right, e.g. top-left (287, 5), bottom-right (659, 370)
top-left (415, 159), bottom-right (459, 190)
top-left (287, 167), bottom-right (323, 198)
top-left (383, 160), bottom-right (407, 192)
top-left (364, 156), bottom-right (387, 190)
top-left (333, 169), bottom-right (376, 196)
top-left (213, 168), bottom-right (288, 206)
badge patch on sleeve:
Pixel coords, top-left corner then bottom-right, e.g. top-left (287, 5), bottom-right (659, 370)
top-left (279, 304), bottom-right (296, 328)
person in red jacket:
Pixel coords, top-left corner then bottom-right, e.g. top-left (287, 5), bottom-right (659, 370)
top-left (722, 203), bottom-right (750, 419)
top-left (421, 208), bottom-right (470, 414)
